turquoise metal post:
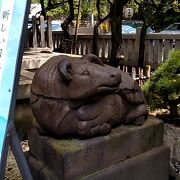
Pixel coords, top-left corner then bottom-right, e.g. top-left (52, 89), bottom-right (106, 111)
top-left (0, 0), bottom-right (33, 179)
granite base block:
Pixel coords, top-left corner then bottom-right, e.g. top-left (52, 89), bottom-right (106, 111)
top-left (27, 116), bottom-right (168, 180)
top-left (83, 146), bottom-right (170, 180)
top-left (27, 146), bottom-right (170, 180)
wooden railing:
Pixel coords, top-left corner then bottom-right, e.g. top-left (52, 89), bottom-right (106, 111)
top-left (26, 19), bottom-right (180, 69)
top-left (145, 33), bottom-right (180, 68)
top-left (52, 29), bottom-right (180, 68)
top-left (25, 15), bottom-right (53, 49)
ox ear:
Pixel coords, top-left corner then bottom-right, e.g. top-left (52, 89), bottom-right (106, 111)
top-left (83, 54), bottom-right (104, 66)
top-left (58, 59), bottom-right (72, 82)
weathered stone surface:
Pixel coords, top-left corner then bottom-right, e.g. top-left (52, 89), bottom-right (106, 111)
top-left (27, 146), bottom-right (169, 180)
top-left (14, 99), bottom-right (35, 138)
top-left (176, 174), bottom-right (180, 180)
top-left (28, 127), bottom-right (46, 161)
top-left (26, 152), bottom-right (59, 180)
top-left (164, 123), bottom-right (180, 162)
top-left (83, 146), bottom-right (170, 180)
top-left (28, 116), bottom-right (164, 179)
top-left (17, 80), bottom-right (32, 100)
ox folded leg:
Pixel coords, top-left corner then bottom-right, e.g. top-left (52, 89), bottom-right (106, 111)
top-left (78, 122), bottom-right (111, 137)
top-left (77, 113), bottom-right (112, 136)
top-left (76, 97), bottom-right (115, 136)
top-left (125, 104), bottom-right (148, 125)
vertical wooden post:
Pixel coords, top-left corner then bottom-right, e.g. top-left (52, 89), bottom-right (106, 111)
top-left (32, 16), bottom-right (37, 48)
top-left (139, 68), bottom-right (144, 86)
top-left (145, 65), bottom-right (151, 79)
top-left (132, 67), bottom-right (136, 80)
top-left (40, 15), bottom-right (45, 48)
top-left (47, 16), bottom-right (53, 49)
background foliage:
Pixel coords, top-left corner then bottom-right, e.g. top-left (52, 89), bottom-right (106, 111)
top-left (143, 50), bottom-right (180, 119)
top-left (31, 0), bottom-right (110, 20)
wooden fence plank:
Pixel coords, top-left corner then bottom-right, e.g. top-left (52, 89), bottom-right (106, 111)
top-left (32, 16), bottom-right (37, 48)
top-left (174, 40), bottom-right (180, 51)
top-left (121, 39), bottom-right (128, 61)
top-left (107, 40), bottom-right (112, 59)
top-left (144, 39), bottom-right (152, 64)
top-left (40, 15), bottom-right (45, 48)
top-left (127, 39), bottom-right (135, 63)
top-left (47, 17), bottom-right (53, 48)
top-left (163, 40), bottom-right (172, 62)
top-left (50, 32), bottom-right (180, 68)
top-left (101, 39), bottom-right (107, 59)
top-left (98, 39), bottom-right (102, 57)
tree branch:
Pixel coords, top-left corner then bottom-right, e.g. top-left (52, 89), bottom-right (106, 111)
top-left (107, 0), bottom-right (113, 5)
top-left (96, 0), bottom-right (101, 20)
top-left (40, 0), bottom-right (46, 18)
top-left (134, 0), bottom-right (141, 6)
top-left (95, 13), bottom-right (111, 28)
top-left (93, 1), bottom-right (111, 56)
top-left (46, 0), bottom-right (64, 11)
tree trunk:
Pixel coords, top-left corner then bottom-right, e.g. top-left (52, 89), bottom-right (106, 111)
top-left (40, 0), bottom-right (46, 19)
top-left (93, 0), bottom-right (110, 56)
top-left (61, 0), bottom-right (74, 39)
top-left (168, 99), bottom-right (179, 120)
top-left (138, 24), bottom-right (148, 68)
top-left (109, 16), bottom-right (122, 67)
top-left (109, 2), bottom-right (124, 67)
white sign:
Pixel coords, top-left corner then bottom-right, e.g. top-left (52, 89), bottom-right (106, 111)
top-left (0, 0), bottom-right (29, 163)
top-left (0, 0), bottom-right (14, 88)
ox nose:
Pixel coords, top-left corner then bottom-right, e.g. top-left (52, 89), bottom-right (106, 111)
top-left (110, 72), bottom-right (121, 83)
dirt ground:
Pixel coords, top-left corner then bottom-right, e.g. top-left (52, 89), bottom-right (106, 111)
top-left (5, 141), bottom-right (29, 180)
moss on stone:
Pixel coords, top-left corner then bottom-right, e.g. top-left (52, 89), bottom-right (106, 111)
top-left (50, 140), bottom-right (84, 154)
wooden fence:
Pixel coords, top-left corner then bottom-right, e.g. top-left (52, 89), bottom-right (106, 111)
top-left (26, 17), bottom-right (180, 69)
top-left (26, 19), bottom-right (180, 84)
top-left (25, 15), bottom-right (53, 49)
top-left (52, 29), bottom-right (180, 69)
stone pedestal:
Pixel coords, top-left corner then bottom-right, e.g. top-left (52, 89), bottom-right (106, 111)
top-left (27, 116), bottom-right (170, 180)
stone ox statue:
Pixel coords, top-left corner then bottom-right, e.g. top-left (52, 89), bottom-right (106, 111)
top-left (30, 54), bottom-right (148, 137)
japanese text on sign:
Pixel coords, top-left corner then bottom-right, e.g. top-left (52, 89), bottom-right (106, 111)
top-left (0, 2), bottom-right (14, 87)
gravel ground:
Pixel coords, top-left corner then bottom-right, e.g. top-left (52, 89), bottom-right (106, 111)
top-left (5, 141), bottom-right (29, 180)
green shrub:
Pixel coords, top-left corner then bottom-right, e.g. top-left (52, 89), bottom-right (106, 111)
top-left (142, 50), bottom-right (180, 120)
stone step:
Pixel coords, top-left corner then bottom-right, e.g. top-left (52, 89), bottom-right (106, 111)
top-left (27, 146), bottom-right (170, 180)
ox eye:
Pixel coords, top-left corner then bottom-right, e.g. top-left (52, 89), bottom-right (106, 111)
top-left (81, 70), bottom-right (90, 76)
